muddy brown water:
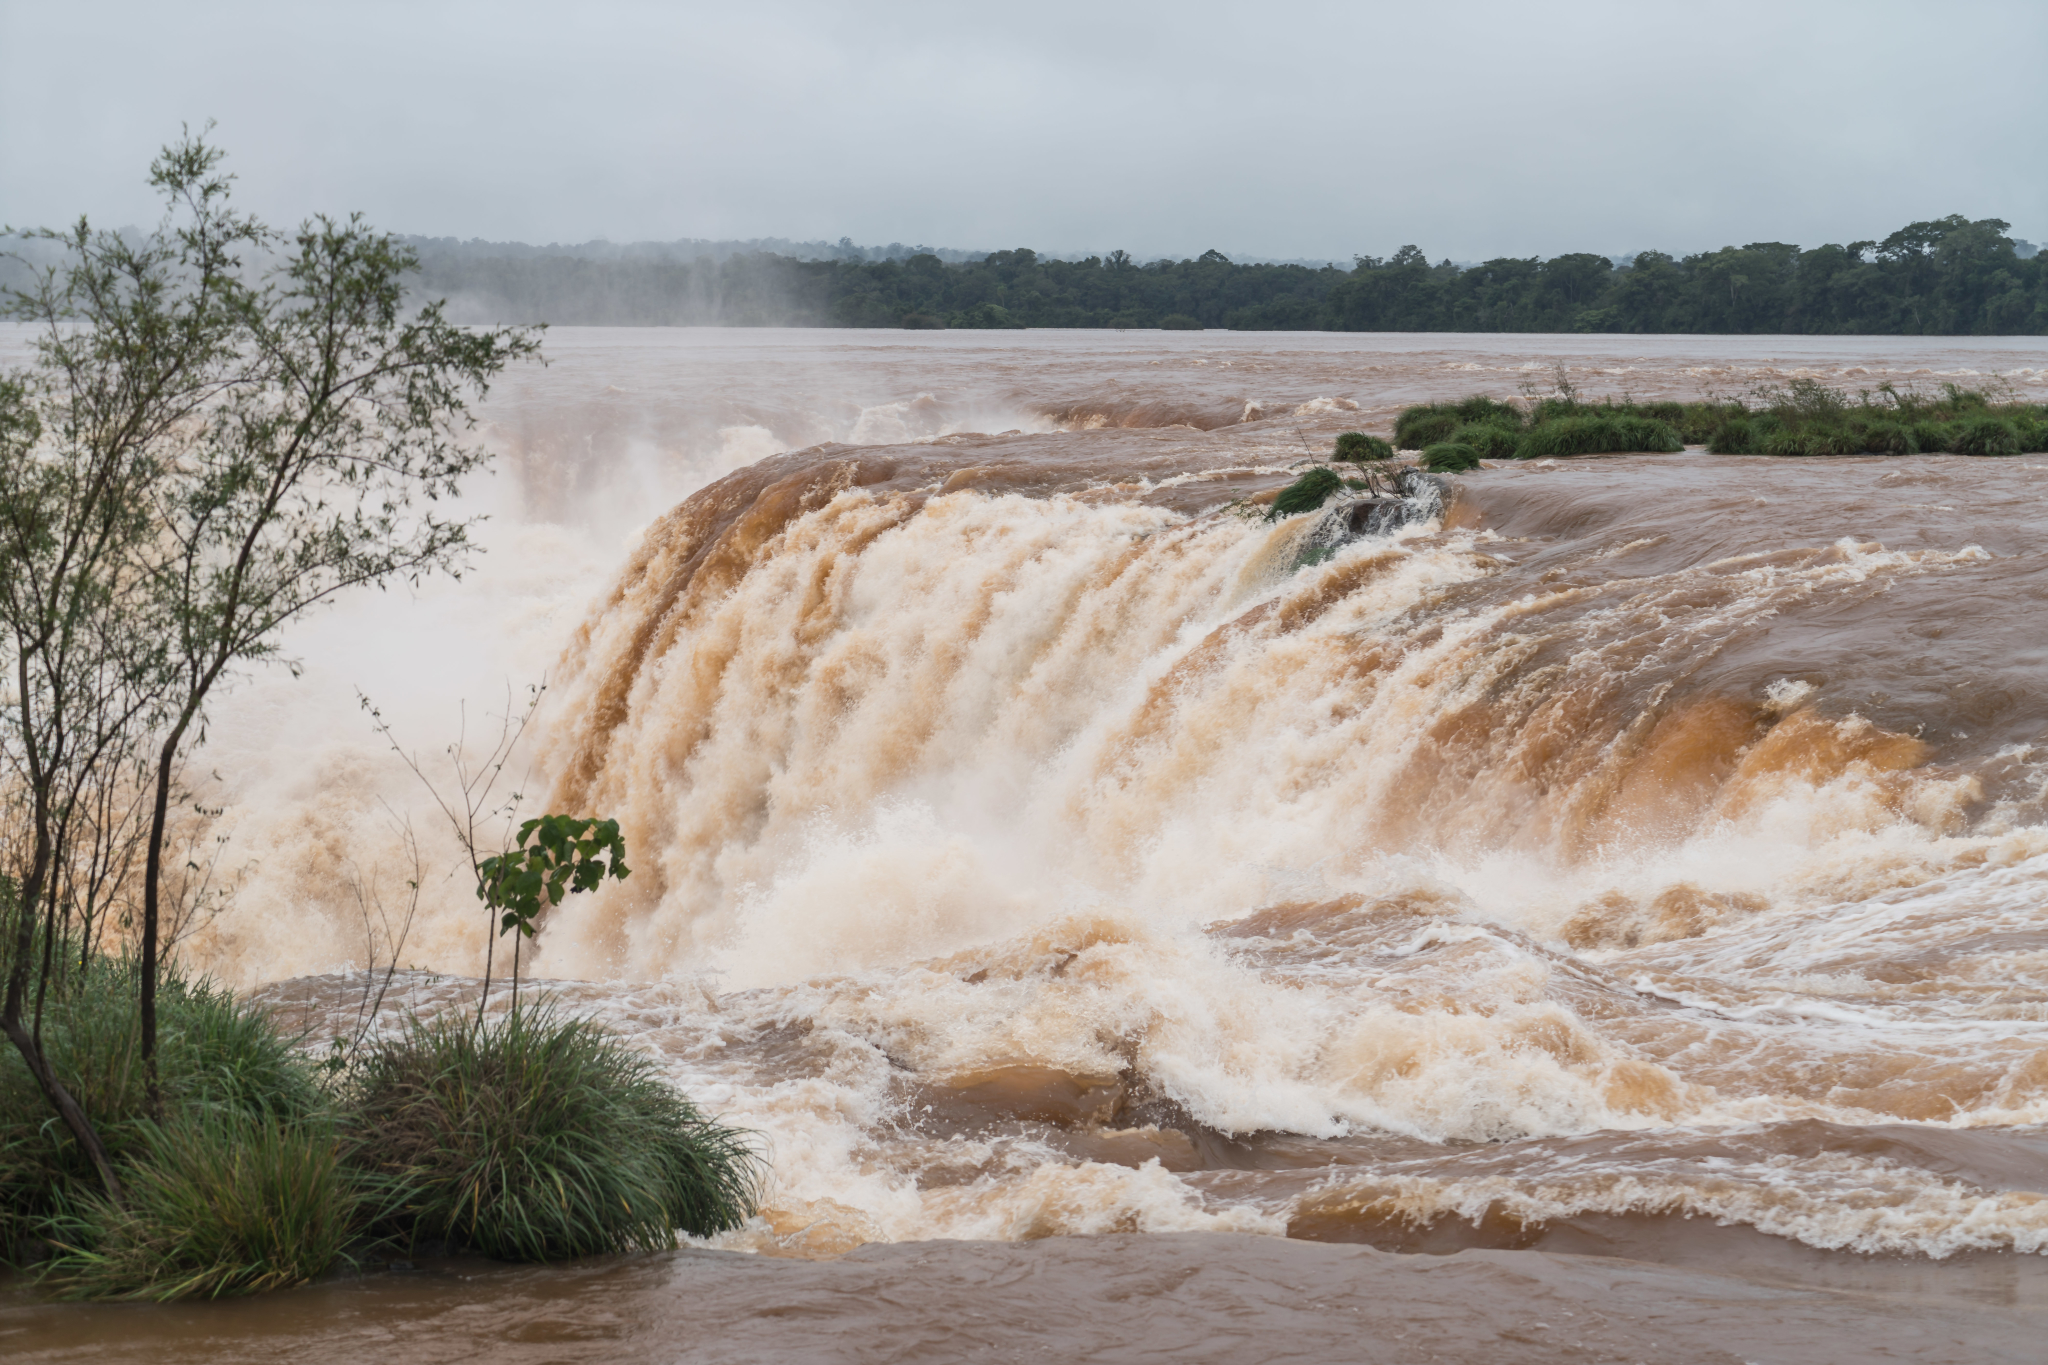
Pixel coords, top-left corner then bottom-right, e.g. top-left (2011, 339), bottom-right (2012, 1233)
top-left (7, 1234), bottom-right (2048, 1364)
top-left (6, 328), bottom-right (2048, 1361)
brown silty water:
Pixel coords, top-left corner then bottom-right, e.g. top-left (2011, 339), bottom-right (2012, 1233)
top-left (7, 329), bottom-right (2048, 1362)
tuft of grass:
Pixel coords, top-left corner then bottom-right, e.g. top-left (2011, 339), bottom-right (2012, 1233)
top-left (1266, 467), bottom-right (1346, 519)
top-left (344, 1005), bottom-right (761, 1261)
top-left (1707, 417), bottom-right (1756, 454)
top-left (1859, 421), bottom-right (1917, 455)
top-left (1393, 408), bottom-right (1461, 450)
top-left (1333, 432), bottom-right (1393, 462)
top-left (1951, 415), bottom-right (2021, 457)
top-left (1672, 401), bottom-right (1752, 444)
top-left (1420, 442), bottom-right (1482, 473)
top-left (38, 1111), bottom-right (360, 1301)
top-left (1761, 427), bottom-right (1858, 457)
top-left (1397, 397), bottom-right (1523, 450)
top-left (1, 956), bottom-right (321, 1251)
top-left (1451, 422), bottom-right (1520, 460)
top-left (1513, 414), bottom-right (1683, 459)
top-left (1909, 420), bottom-right (1957, 453)
top-left (1448, 396), bottom-right (1524, 428)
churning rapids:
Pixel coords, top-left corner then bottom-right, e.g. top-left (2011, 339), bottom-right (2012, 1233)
top-left (10, 329), bottom-right (2048, 1363)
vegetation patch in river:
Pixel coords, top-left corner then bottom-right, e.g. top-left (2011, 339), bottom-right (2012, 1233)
top-left (1392, 376), bottom-right (2048, 461)
top-left (1267, 467), bottom-right (1347, 519)
top-left (1420, 442), bottom-right (1484, 473)
top-left (1334, 431), bottom-right (1393, 462)
top-left (344, 1005), bottom-right (761, 1263)
top-left (38, 1107), bottom-right (357, 1301)
top-left (2, 959), bottom-right (761, 1298)
top-left (0, 955), bottom-right (322, 1264)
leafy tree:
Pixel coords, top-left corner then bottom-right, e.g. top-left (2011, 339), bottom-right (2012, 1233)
top-left (125, 143), bottom-right (540, 1106)
top-left (1, 131), bottom-right (538, 1164)
top-left (0, 140), bottom-right (262, 1194)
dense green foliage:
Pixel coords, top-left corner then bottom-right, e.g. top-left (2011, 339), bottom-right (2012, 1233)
top-left (1514, 414), bottom-right (1684, 458)
top-left (409, 217), bottom-right (2048, 333)
top-left (39, 1111), bottom-right (359, 1301)
top-left (344, 1006), bottom-right (761, 1262)
top-left (1, 957), bottom-right (321, 1250)
top-left (1395, 397), bottom-right (1525, 448)
top-left (3, 958), bottom-right (760, 1296)
top-left (1392, 395), bottom-right (1680, 461)
top-left (1334, 432), bottom-right (1394, 462)
top-left (478, 815), bottom-right (630, 944)
top-left (1420, 443), bottom-right (1484, 473)
top-left (1394, 380), bottom-right (2048, 462)
top-left (1450, 422), bottom-right (1523, 460)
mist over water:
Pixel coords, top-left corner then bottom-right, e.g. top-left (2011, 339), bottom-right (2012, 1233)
top-left (12, 326), bottom-right (2048, 1358)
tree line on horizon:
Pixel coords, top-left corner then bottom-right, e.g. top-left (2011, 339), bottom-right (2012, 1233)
top-left (408, 215), bottom-right (2047, 335)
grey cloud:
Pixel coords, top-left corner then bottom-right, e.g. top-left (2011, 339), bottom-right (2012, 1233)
top-left (2, 0), bottom-right (2042, 261)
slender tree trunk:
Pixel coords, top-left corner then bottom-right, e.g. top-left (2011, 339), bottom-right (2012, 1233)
top-left (476, 901), bottom-right (496, 1034)
top-left (138, 725), bottom-right (187, 1121)
top-left (1, 827), bottom-right (125, 1203)
top-left (0, 1016), bottom-right (124, 1203)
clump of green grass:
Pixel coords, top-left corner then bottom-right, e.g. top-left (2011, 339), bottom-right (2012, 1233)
top-left (344, 1005), bottom-right (761, 1261)
top-left (1333, 432), bottom-right (1393, 461)
top-left (1, 955), bottom-right (321, 1251)
top-left (1950, 415), bottom-right (2021, 456)
top-left (1513, 414), bottom-right (1683, 458)
top-left (1394, 409), bottom-right (1460, 450)
top-left (1860, 421), bottom-right (1916, 455)
top-left (1908, 420), bottom-right (1956, 453)
top-left (38, 1111), bottom-right (360, 1301)
top-left (1448, 396), bottom-right (1524, 428)
top-left (7, 952), bottom-right (764, 1298)
top-left (1267, 467), bottom-right (1346, 519)
top-left (1707, 417), bottom-right (1757, 454)
top-left (1695, 381), bottom-right (2042, 455)
top-left (1761, 427), bottom-right (1857, 457)
top-left (1395, 397), bottom-right (1523, 450)
top-left (1452, 422), bottom-right (1520, 460)
top-left (1401, 380), bottom-right (2048, 460)
top-left (1420, 442), bottom-right (1482, 473)
top-left (1667, 400), bottom-right (1753, 443)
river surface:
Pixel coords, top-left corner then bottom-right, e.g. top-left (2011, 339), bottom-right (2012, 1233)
top-left (6, 327), bottom-right (2048, 1362)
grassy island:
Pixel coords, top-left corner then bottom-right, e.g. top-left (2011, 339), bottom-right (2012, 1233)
top-left (0, 953), bottom-right (761, 1300)
top-left (1389, 381), bottom-right (2048, 465)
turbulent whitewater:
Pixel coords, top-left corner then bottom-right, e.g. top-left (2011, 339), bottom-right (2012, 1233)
top-left (167, 330), bottom-right (2048, 1276)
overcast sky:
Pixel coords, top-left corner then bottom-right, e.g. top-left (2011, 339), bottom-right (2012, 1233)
top-left (3, 0), bottom-right (2042, 262)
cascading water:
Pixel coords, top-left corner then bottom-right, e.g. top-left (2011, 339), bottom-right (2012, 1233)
top-left (414, 352), bottom-right (2046, 1265)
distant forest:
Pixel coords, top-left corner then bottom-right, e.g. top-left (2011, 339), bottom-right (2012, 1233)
top-left (404, 215), bottom-right (2040, 336)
